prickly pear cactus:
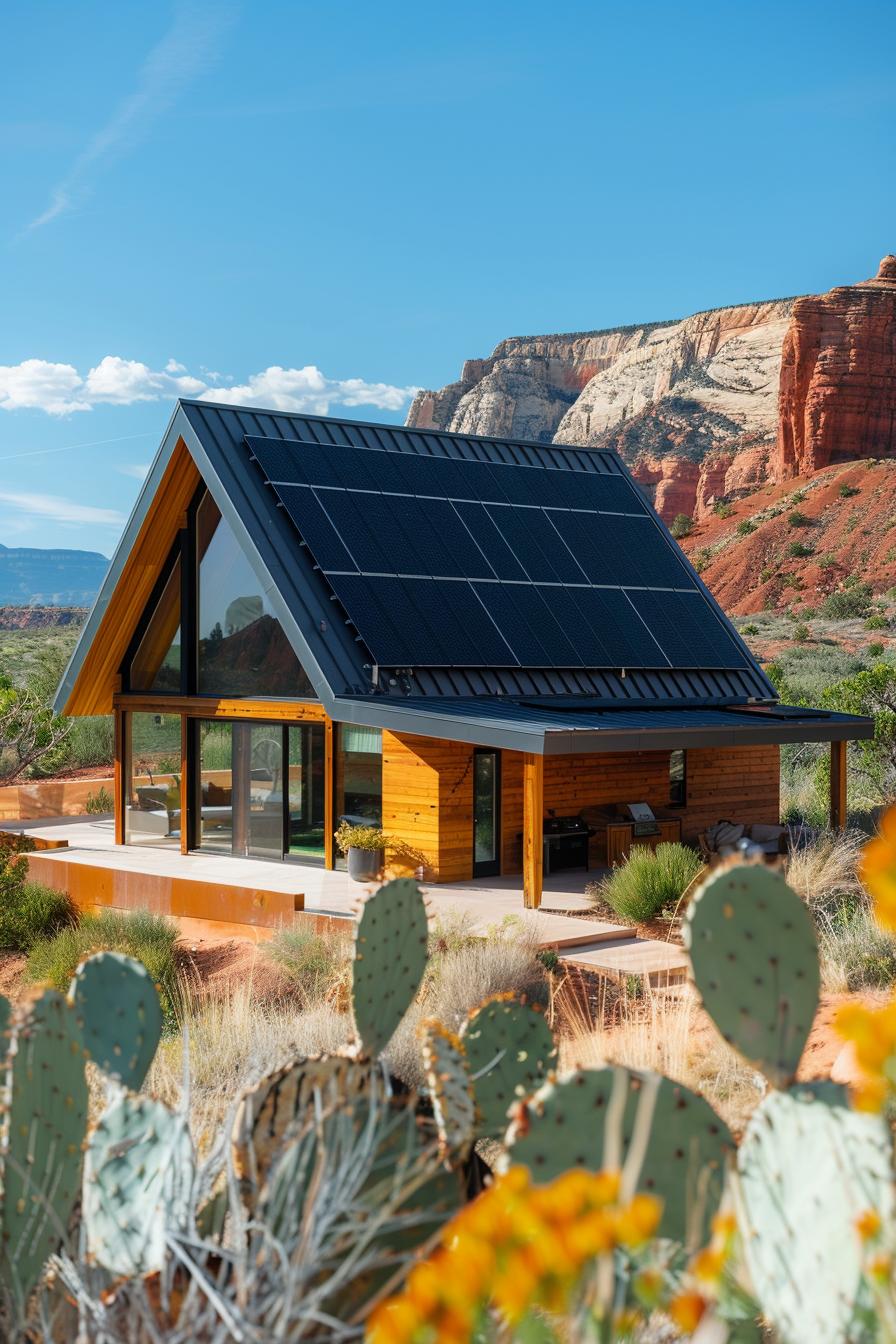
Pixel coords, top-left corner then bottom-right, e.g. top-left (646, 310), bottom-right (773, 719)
top-left (70, 951), bottom-right (163, 1090)
top-left (460, 993), bottom-right (556, 1139)
top-left (505, 1065), bottom-right (733, 1248)
top-left (420, 1020), bottom-right (475, 1156)
top-left (684, 861), bottom-right (820, 1087)
top-left (0, 990), bottom-right (88, 1317)
top-left (352, 877), bottom-right (428, 1057)
top-left (737, 1089), bottom-right (895, 1344)
top-left (84, 1094), bottom-right (194, 1277)
top-left (232, 1053), bottom-right (364, 1187)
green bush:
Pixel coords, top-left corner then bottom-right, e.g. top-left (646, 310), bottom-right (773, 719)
top-left (818, 553), bottom-right (837, 569)
top-left (839, 483), bottom-right (860, 499)
top-left (264, 926), bottom-right (348, 1007)
top-left (792, 623), bottom-right (810, 643)
top-left (713, 501), bottom-right (733, 519)
top-left (820, 584), bottom-right (873, 620)
top-left (592, 843), bottom-right (703, 923)
top-left (741, 622), bottom-right (759, 636)
top-left (0, 881), bottom-right (77, 952)
top-left (736, 518), bottom-right (757, 536)
top-left (692, 547), bottom-right (712, 573)
top-left (868, 642), bottom-right (885, 658)
top-left (27, 908), bottom-right (180, 1026)
top-left (866, 613), bottom-right (889, 630)
top-left (670, 513), bottom-right (692, 539)
top-left (820, 907), bottom-right (896, 991)
top-left (788, 541), bottom-right (814, 558)
top-left (788, 510), bottom-right (812, 528)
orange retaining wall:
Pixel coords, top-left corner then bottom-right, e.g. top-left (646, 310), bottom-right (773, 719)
top-left (24, 853), bottom-right (318, 934)
top-left (0, 775), bottom-right (116, 821)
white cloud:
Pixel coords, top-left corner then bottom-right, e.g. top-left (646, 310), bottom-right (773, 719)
top-left (197, 365), bottom-right (420, 415)
top-left (0, 355), bottom-right (419, 418)
top-left (0, 489), bottom-right (125, 527)
top-left (25, 7), bottom-right (234, 232)
top-left (117, 463), bottom-right (151, 480)
top-left (0, 359), bottom-right (89, 414)
top-left (85, 355), bottom-right (204, 404)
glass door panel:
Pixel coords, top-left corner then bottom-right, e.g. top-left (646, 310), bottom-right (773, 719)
top-left (287, 723), bottom-right (326, 864)
top-left (196, 721), bottom-right (234, 854)
top-left (473, 749), bottom-right (500, 877)
top-left (246, 724), bottom-right (285, 859)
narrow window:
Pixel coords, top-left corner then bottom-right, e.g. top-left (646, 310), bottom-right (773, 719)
top-left (669, 749), bottom-right (686, 807)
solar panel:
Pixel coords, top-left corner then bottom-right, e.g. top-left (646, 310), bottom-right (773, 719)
top-left (245, 433), bottom-right (746, 671)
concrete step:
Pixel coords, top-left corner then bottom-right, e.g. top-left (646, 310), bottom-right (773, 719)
top-left (560, 935), bottom-right (689, 987)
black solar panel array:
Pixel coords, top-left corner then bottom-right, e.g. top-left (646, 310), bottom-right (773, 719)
top-left (245, 434), bottom-right (748, 672)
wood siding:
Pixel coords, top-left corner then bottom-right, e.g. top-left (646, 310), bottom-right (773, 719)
top-left (382, 731), bottom-right (474, 881)
top-left (501, 745), bottom-right (780, 872)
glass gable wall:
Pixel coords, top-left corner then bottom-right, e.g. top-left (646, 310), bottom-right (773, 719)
top-left (196, 492), bottom-right (313, 697)
top-left (129, 559), bottom-right (182, 693)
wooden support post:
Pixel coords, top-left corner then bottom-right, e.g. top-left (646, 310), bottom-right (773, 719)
top-left (522, 752), bottom-right (544, 910)
top-left (830, 739), bottom-right (847, 830)
top-left (324, 718), bottom-right (335, 870)
top-left (180, 715), bottom-right (190, 855)
top-left (113, 708), bottom-right (125, 846)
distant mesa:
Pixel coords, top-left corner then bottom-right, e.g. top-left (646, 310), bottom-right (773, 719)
top-left (0, 542), bottom-right (109, 608)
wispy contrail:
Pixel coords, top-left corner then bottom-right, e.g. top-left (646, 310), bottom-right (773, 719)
top-left (25, 4), bottom-right (235, 232)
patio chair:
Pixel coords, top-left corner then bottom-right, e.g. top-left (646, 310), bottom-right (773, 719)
top-left (698, 820), bottom-right (788, 862)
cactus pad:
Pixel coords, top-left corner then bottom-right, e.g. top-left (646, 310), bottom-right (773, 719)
top-left (84, 1093), bottom-right (194, 1277)
top-left (70, 951), bottom-right (163, 1090)
top-left (420, 1020), bottom-right (474, 1156)
top-left (352, 878), bottom-right (428, 1057)
top-left (505, 1065), bottom-right (733, 1248)
top-left (460, 994), bottom-right (556, 1139)
top-left (232, 1053), bottom-right (365, 1186)
top-left (738, 1089), bottom-right (895, 1344)
top-left (684, 861), bottom-right (820, 1087)
top-left (0, 990), bottom-right (88, 1315)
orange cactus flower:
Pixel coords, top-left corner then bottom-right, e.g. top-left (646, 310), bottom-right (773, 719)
top-left (860, 807), bottom-right (896, 932)
top-left (668, 1289), bottom-right (708, 1333)
top-left (856, 1209), bottom-right (883, 1244)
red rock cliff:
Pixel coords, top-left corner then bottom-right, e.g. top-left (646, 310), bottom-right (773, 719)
top-left (776, 255), bottom-right (896, 478)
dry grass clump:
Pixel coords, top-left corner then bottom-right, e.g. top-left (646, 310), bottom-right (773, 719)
top-left (784, 828), bottom-right (866, 915)
top-left (555, 979), bottom-right (763, 1134)
top-left (145, 981), bottom-right (354, 1148)
top-left (386, 913), bottom-right (549, 1088)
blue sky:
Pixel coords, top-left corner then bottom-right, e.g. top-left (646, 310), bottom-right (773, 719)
top-left (2, 0), bottom-right (894, 553)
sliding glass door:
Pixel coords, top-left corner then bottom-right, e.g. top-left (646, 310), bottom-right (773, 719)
top-left (193, 718), bottom-right (324, 864)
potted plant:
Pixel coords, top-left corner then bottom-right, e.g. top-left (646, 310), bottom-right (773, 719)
top-left (335, 821), bottom-right (390, 882)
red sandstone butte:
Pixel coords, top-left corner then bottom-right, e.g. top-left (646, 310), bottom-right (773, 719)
top-left (776, 254), bottom-right (896, 479)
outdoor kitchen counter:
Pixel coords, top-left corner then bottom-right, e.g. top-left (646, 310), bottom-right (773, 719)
top-left (582, 809), bottom-right (682, 867)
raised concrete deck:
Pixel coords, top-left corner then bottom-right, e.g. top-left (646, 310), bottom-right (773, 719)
top-left (6, 816), bottom-right (689, 983)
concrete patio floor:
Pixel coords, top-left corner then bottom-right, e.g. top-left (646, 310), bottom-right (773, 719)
top-left (6, 815), bottom-right (689, 983)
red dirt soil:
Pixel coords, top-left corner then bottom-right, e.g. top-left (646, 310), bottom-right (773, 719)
top-left (680, 459), bottom-right (896, 615)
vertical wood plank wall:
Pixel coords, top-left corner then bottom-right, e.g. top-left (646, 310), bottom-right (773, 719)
top-left (502, 745), bottom-right (781, 873)
top-left (381, 731), bottom-right (474, 881)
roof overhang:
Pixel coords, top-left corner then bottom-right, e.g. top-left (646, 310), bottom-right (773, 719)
top-left (330, 696), bottom-right (875, 755)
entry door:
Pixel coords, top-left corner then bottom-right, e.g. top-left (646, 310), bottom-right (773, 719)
top-left (473, 749), bottom-right (501, 878)
top-left (244, 723), bottom-right (285, 859)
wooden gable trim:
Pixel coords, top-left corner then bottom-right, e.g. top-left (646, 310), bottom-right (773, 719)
top-left (113, 695), bottom-right (325, 723)
top-left (63, 439), bottom-right (201, 717)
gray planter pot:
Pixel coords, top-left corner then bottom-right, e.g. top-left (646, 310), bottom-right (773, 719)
top-left (347, 846), bottom-right (384, 882)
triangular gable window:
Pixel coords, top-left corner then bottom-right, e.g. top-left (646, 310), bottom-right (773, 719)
top-left (196, 492), bottom-right (314, 697)
top-left (129, 558), bottom-right (182, 693)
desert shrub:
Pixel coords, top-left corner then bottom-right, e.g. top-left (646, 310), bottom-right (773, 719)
top-left (867, 613), bottom-right (889, 630)
top-left (386, 917), bottom-right (549, 1088)
top-left (264, 925), bottom-right (349, 1008)
top-left (788, 540), bottom-right (814, 558)
top-left (0, 881), bottom-right (77, 952)
top-left (27, 908), bottom-right (180, 1026)
top-left (788, 510), bottom-right (812, 528)
top-left (820, 583), bottom-right (873, 619)
top-left (736, 518), bottom-right (757, 536)
top-left (819, 907), bottom-right (896, 992)
top-left (759, 566), bottom-right (775, 582)
top-left (869, 642), bottom-right (886, 658)
top-left (713, 501), bottom-right (733, 518)
top-left (839, 483), bottom-right (860, 499)
top-left (790, 489), bottom-right (807, 504)
top-left (792, 623), bottom-right (810, 643)
top-left (692, 547), bottom-right (712, 573)
top-left (670, 513), bottom-right (692, 539)
top-left (818, 553), bottom-right (837, 568)
top-left (84, 785), bottom-right (114, 814)
top-left (592, 842), bottom-right (703, 923)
